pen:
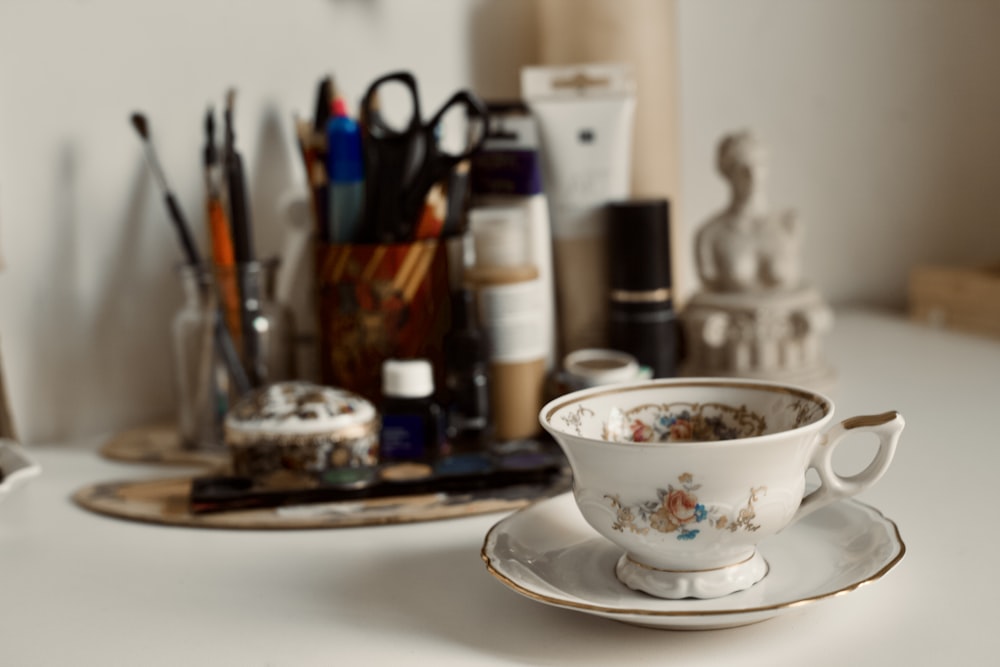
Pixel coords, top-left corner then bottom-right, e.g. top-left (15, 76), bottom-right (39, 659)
top-left (326, 96), bottom-right (364, 243)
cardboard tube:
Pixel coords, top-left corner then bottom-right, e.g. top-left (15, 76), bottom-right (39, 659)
top-left (535, 0), bottom-right (684, 303)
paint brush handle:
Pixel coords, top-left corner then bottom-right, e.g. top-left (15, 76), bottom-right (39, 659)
top-left (227, 153), bottom-right (254, 263)
top-left (165, 193), bottom-right (203, 267)
top-left (207, 197), bottom-right (242, 348)
top-left (214, 316), bottom-right (251, 395)
top-left (165, 190), bottom-right (249, 393)
top-left (226, 150), bottom-right (263, 387)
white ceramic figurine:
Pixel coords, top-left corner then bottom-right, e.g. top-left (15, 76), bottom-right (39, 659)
top-left (681, 130), bottom-right (834, 390)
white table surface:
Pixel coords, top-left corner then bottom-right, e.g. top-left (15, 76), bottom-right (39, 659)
top-left (1, 308), bottom-right (997, 666)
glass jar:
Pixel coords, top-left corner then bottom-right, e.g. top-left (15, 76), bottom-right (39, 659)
top-left (172, 259), bottom-right (294, 450)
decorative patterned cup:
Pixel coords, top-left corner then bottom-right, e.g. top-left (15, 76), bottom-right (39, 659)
top-left (540, 378), bottom-right (904, 599)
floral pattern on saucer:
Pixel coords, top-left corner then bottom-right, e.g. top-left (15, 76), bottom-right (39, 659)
top-left (606, 473), bottom-right (766, 541)
top-left (603, 402), bottom-right (768, 443)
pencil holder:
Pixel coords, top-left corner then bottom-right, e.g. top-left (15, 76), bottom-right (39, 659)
top-left (315, 240), bottom-right (451, 404)
top-left (172, 259), bottom-right (295, 450)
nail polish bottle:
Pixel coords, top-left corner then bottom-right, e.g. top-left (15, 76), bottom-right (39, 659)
top-left (379, 358), bottom-right (445, 463)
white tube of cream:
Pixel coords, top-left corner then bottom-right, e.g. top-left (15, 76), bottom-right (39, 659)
top-left (522, 63), bottom-right (636, 354)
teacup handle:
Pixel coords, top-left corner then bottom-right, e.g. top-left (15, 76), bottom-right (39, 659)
top-left (793, 411), bottom-right (904, 523)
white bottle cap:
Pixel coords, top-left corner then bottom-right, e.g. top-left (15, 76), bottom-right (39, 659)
top-left (563, 349), bottom-right (643, 389)
top-left (469, 206), bottom-right (530, 268)
top-left (382, 358), bottom-right (435, 399)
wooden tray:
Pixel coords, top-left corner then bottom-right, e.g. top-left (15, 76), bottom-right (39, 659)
top-left (99, 423), bottom-right (229, 469)
top-left (72, 474), bottom-right (570, 530)
top-left (909, 263), bottom-right (1000, 339)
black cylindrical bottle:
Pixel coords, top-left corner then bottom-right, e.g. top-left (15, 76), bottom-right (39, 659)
top-left (442, 288), bottom-right (493, 454)
top-left (606, 199), bottom-right (680, 378)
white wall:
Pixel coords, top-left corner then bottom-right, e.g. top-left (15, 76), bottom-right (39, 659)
top-left (2, 0), bottom-right (998, 443)
top-left (675, 0), bottom-right (1000, 306)
top-left (0, 0), bottom-right (537, 443)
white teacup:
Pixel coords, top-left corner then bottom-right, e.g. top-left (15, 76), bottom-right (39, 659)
top-left (540, 378), bottom-right (904, 599)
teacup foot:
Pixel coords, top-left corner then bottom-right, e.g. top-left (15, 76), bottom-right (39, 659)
top-left (615, 550), bottom-right (769, 599)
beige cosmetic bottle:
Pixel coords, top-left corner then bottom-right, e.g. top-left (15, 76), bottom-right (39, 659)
top-left (464, 206), bottom-right (546, 441)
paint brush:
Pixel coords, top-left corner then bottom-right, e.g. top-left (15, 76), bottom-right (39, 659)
top-left (203, 107), bottom-right (242, 347)
top-left (130, 111), bottom-right (251, 395)
top-left (223, 90), bottom-right (255, 267)
top-left (222, 90), bottom-right (264, 387)
top-left (131, 112), bottom-right (203, 267)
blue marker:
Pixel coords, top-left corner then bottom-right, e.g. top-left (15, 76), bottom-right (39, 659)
top-left (326, 98), bottom-right (364, 243)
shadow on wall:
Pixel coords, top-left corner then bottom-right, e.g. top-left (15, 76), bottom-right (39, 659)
top-left (26, 144), bottom-right (180, 443)
top-left (26, 142), bottom-right (87, 441)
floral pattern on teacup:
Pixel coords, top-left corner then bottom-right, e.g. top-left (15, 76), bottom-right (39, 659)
top-left (559, 404), bottom-right (596, 437)
top-left (789, 397), bottom-right (826, 430)
top-left (606, 473), bottom-right (767, 541)
top-left (603, 403), bottom-right (767, 443)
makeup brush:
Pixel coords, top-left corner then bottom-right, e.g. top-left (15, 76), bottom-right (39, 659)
top-left (130, 112), bottom-right (204, 268)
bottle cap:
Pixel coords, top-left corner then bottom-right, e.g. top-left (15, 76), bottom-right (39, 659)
top-left (468, 206), bottom-right (530, 268)
top-left (332, 97), bottom-right (350, 118)
top-left (563, 348), bottom-right (643, 390)
top-left (382, 359), bottom-right (435, 399)
top-left (606, 199), bottom-right (672, 292)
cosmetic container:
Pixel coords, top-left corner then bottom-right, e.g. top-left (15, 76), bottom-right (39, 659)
top-left (606, 199), bottom-right (679, 378)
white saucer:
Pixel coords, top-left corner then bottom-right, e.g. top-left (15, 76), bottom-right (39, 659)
top-left (481, 493), bottom-right (904, 630)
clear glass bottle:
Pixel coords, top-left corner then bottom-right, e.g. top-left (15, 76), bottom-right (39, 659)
top-left (230, 259), bottom-right (296, 387)
top-left (172, 259), bottom-right (294, 450)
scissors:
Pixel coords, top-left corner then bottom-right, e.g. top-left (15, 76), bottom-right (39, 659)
top-left (360, 71), bottom-right (488, 243)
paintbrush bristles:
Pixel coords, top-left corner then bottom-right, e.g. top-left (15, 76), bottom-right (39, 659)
top-left (130, 111), bottom-right (170, 192)
top-left (224, 89), bottom-right (237, 151)
top-left (130, 112), bottom-right (149, 140)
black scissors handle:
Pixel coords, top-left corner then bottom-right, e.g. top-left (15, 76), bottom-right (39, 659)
top-left (360, 71), bottom-right (422, 139)
top-left (399, 90), bottom-right (487, 224)
top-left (423, 89), bottom-right (488, 160)
top-left (359, 71), bottom-right (488, 243)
